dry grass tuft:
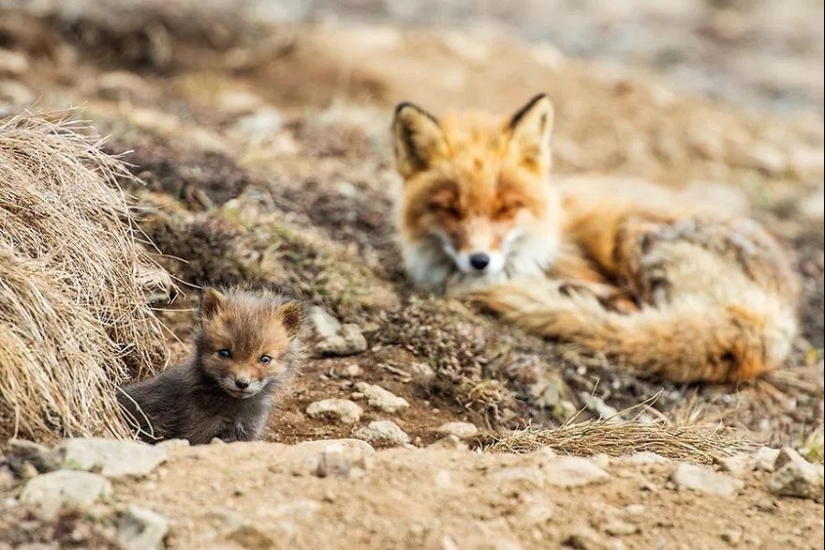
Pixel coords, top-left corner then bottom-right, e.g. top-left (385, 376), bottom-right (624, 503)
top-left (487, 416), bottom-right (752, 464)
top-left (0, 111), bottom-right (168, 442)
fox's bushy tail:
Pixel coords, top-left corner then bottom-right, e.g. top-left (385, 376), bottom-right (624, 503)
top-left (471, 279), bottom-right (797, 383)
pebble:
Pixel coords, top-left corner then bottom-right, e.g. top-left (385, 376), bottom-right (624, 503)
top-left (766, 447), bottom-right (824, 502)
top-left (118, 505), bottom-right (169, 550)
top-left (543, 456), bottom-right (610, 488)
top-left (353, 420), bottom-right (410, 447)
top-left (717, 454), bottom-right (754, 477)
top-left (235, 108), bottom-right (284, 137)
top-left (671, 463), bottom-right (744, 499)
top-left (54, 438), bottom-right (167, 478)
top-left (753, 447), bottom-right (781, 472)
top-left (354, 382), bottom-right (409, 413)
top-left (20, 471), bottom-right (112, 520)
top-left (315, 324), bottom-right (368, 357)
top-left (435, 422), bottom-right (479, 440)
top-left (0, 48), bottom-right (29, 75)
top-left (306, 399), bottom-right (363, 424)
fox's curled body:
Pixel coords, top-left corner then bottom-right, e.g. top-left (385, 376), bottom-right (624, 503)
top-left (392, 94), bottom-right (799, 383)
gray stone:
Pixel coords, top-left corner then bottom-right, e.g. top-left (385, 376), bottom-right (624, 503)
top-left (308, 306), bottom-right (341, 339)
top-left (753, 447), bottom-right (781, 472)
top-left (435, 422), bottom-right (479, 440)
top-left (0, 48), bottom-right (29, 75)
top-left (671, 463), bottom-right (744, 499)
top-left (544, 456), bottom-right (610, 488)
top-left (7, 439), bottom-right (60, 473)
top-left (766, 448), bottom-right (824, 502)
top-left (235, 108), bottom-right (284, 137)
top-left (20, 471), bottom-right (112, 520)
top-left (353, 420), bottom-right (410, 447)
top-left (354, 382), bottom-right (409, 413)
top-left (717, 454), bottom-right (754, 477)
top-left (54, 438), bottom-right (167, 478)
top-left (118, 505), bottom-right (169, 550)
top-left (306, 399), bottom-right (363, 424)
top-left (315, 324), bottom-right (368, 357)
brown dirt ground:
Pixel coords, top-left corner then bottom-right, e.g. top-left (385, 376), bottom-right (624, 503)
top-left (0, 1), bottom-right (823, 547)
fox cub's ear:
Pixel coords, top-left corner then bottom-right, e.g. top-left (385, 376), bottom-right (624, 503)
top-left (199, 287), bottom-right (226, 321)
top-left (392, 102), bottom-right (448, 179)
top-left (507, 94), bottom-right (554, 173)
top-left (276, 301), bottom-right (305, 339)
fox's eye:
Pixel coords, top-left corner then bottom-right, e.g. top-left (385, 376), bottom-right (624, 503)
top-left (432, 204), bottom-right (461, 218)
top-left (218, 349), bottom-right (232, 358)
top-left (260, 355), bottom-right (272, 364)
top-left (496, 201), bottom-right (523, 217)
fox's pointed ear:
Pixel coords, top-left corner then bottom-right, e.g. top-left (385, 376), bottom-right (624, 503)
top-left (199, 287), bottom-right (226, 321)
top-left (392, 102), bottom-right (448, 179)
top-left (276, 300), bottom-right (304, 339)
top-left (507, 94), bottom-right (554, 172)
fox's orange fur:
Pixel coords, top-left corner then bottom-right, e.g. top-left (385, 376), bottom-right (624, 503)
top-left (391, 94), bottom-right (799, 383)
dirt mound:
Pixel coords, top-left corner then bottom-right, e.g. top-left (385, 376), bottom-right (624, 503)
top-left (0, 112), bottom-right (168, 442)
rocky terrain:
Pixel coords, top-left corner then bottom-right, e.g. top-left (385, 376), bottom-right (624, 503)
top-left (0, 0), bottom-right (823, 548)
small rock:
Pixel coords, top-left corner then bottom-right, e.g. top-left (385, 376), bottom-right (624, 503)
top-left (210, 437), bottom-right (226, 445)
top-left (604, 519), bottom-right (638, 536)
top-left (20, 471), bottom-right (112, 520)
top-left (490, 467), bottom-right (545, 488)
top-left (741, 142), bottom-right (787, 175)
top-left (306, 399), bottom-right (363, 424)
top-left (0, 467), bottom-right (16, 490)
top-left (753, 447), bottom-right (781, 472)
top-left (624, 504), bottom-right (645, 516)
top-left (129, 108), bottom-right (179, 134)
top-left (622, 452), bottom-right (670, 466)
top-left (435, 422), bottom-right (478, 440)
top-left (217, 90), bottom-right (265, 117)
top-left (353, 420), bottom-right (410, 447)
top-left (314, 446), bottom-right (352, 478)
top-left (0, 80), bottom-right (35, 106)
top-left (226, 524), bottom-right (274, 549)
top-left (97, 71), bottom-right (148, 100)
top-left (766, 447), bottom-right (824, 502)
top-left (428, 434), bottom-right (467, 451)
top-left (717, 454), bottom-right (754, 477)
top-left (531, 41), bottom-right (565, 70)
top-left (671, 463), bottom-right (744, 499)
top-left (581, 394), bottom-right (619, 420)
top-left (564, 526), bottom-right (610, 550)
top-left (410, 362), bottom-right (436, 380)
top-left (54, 438), bottom-right (167, 478)
top-left (342, 364), bottom-right (363, 378)
top-left (0, 48), bottom-right (29, 75)
top-left (308, 306), bottom-right (341, 339)
top-left (294, 438), bottom-right (375, 455)
top-left (316, 324), bottom-right (368, 357)
top-left (354, 382), bottom-right (409, 413)
top-left (235, 108), bottom-right (284, 137)
top-left (7, 439), bottom-right (59, 473)
top-left (721, 529), bottom-right (743, 546)
top-left (118, 506), bottom-right (168, 550)
top-left (544, 457), bottom-right (610, 488)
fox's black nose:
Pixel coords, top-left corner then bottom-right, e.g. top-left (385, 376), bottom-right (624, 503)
top-left (235, 378), bottom-right (250, 389)
top-left (469, 253), bottom-right (490, 271)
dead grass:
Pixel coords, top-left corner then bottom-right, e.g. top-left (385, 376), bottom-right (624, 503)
top-left (0, 111), bottom-right (168, 442)
top-left (487, 415), bottom-right (752, 464)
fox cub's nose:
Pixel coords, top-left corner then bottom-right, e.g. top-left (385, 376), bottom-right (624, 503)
top-left (235, 378), bottom-right (251, 389)
top-left (469, 253), bottom-right (491, 271)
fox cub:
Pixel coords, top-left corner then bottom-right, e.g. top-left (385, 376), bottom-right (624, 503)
top-left (118, 287), bottom-right (305, 444)
top-left (391, 94), bottom-right (799, 383)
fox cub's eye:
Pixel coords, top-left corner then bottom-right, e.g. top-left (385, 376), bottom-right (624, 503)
top-left (218, 349), bottom-right (232, 358)
top-left (260, 355), bottom-right (272, 364)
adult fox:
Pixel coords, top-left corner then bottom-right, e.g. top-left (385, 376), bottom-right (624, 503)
top-left (391, 94), bottom-right (799, 383)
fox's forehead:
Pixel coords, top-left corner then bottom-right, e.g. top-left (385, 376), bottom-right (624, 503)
top-left (202, 306), bottom-right (290, 357)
